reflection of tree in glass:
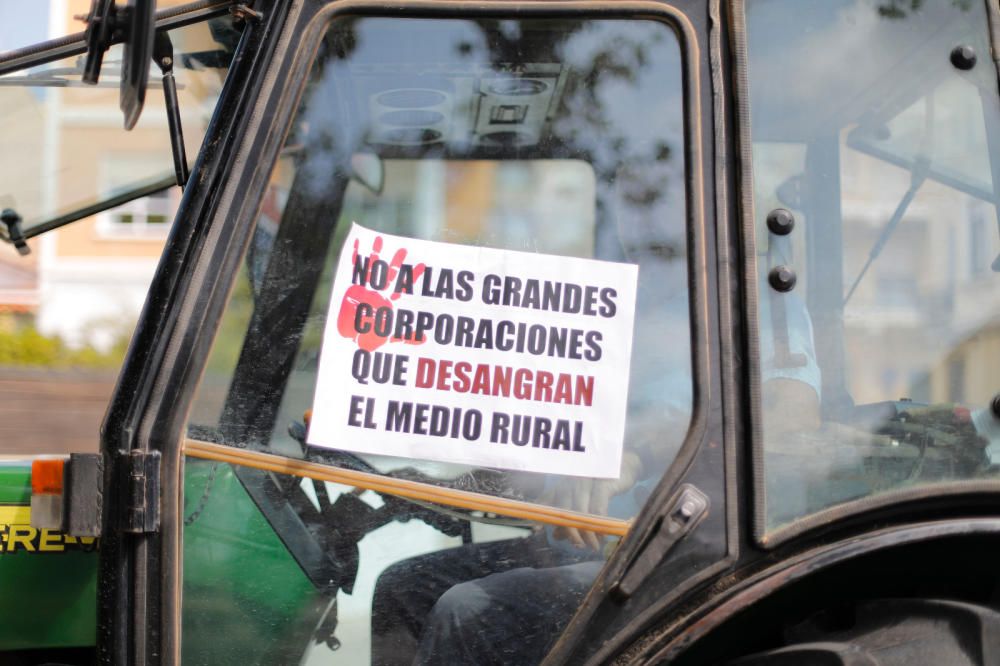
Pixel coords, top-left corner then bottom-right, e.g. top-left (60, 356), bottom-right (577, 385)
top-left (877, 0), bottom-right (971, 19)
top-left (557, 30), bottom-right (675, 210)
top-left (291, 18), bottom-right (682, 225)
top-left (470, 21), bottom-right (677, 210)
top-left (290, 24), bottom-right (365, 201)
top-left (453, 20), bottom-right (684, 264)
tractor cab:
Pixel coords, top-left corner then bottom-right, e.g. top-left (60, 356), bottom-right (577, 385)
top-left (1, 0), bottom-right (1000, 664)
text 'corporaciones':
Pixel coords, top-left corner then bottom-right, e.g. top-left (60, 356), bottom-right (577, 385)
top-left (307, 223), bottom-right (638, 478)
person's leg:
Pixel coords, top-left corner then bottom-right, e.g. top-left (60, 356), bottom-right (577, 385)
top-left (371, 534), bottom-right (581, 666)
top-left (413, 560), bottom-right (603, 666)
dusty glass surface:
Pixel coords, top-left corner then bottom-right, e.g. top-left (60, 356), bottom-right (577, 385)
top-left (185, 16), bottom-right (690, 664)
top-left (746, 0), bottom-right (1000, 530)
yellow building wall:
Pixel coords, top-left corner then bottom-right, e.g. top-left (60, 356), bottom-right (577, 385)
top-left (929, 324), bottom-right (1000, 405)
top-left (52, 0), bottom-right (216, 260)
top-left (54, 126), bottom-right (173, 259)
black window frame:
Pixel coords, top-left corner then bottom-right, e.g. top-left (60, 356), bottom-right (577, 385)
top-left (100, 0), bottom-right (726, 664)
top-left (731, 0), bottom-right (1000, 550)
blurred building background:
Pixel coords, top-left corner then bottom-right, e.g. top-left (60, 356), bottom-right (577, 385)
top-left (0, 0), bottom-right (225, 452)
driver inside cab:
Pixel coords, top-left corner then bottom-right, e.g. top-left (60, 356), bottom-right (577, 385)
top-left (369, 232), bottom-right (824, 665)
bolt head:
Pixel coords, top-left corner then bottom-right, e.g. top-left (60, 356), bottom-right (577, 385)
top-left (768, 265), bottom-right (797, 292)
top-left (951, 45), bottom-right (977, 70)
top-left (767, 208), bottom-right (795, 236)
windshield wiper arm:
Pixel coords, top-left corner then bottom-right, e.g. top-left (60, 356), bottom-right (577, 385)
top-left (844, 157), bottom-right (930, 307)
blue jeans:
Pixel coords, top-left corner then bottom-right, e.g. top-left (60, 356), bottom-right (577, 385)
top-left (371, 534), bottom-right (602, 666)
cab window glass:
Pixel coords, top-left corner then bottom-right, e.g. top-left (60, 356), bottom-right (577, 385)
top-left (184, 17), bottom-right (689, 663)
top-left (745, 0), bottom-right (1000, 531)
top-left (0, 17), bottom-right (240, 237)
top-left (0, 17), bottom-right (237, 457)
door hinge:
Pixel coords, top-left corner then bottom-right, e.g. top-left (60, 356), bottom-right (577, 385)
top-left (610, 484), bottom-right (709, 602)
top-left (119, 450), bottom-right (161, 534)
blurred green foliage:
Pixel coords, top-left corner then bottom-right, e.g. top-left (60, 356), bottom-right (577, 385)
top-left (0, 316), bottom-right (128, 368)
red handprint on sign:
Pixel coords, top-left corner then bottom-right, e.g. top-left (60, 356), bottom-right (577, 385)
top-left (337, 235), bottom-right (426, 351)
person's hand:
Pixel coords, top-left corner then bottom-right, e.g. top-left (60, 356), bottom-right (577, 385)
top-left (543, 452), bottom-right (641, 551)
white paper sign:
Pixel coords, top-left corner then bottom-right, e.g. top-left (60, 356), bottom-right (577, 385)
top-left (307, 223), bottom-right (638, 478)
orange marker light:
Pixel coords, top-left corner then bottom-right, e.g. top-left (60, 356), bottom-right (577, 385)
top-left (31, 458), bottom-right (65, 496)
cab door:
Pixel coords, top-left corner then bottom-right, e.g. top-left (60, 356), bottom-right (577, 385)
top-left (102, 1), bottom-right (729, 664)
